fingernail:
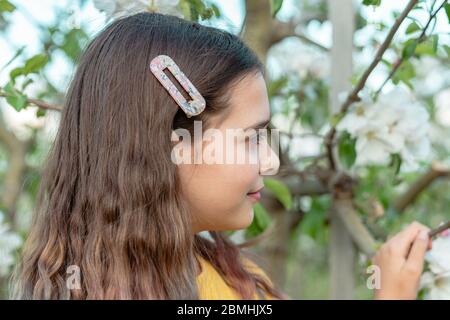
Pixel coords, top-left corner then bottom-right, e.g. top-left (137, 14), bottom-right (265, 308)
top-left (418, 230), bottom-right (429, 241)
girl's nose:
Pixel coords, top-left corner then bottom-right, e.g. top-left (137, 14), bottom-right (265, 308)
top-left (259, 142), bottom-right (280, 176)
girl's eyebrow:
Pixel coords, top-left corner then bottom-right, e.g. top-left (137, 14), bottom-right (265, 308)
top-left (244, 119), bottom-right (270, 130)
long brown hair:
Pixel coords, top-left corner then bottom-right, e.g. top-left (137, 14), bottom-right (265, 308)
top-left (11, 12), bottom-right (287, 300)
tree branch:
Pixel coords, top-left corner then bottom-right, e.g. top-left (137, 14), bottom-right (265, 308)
top-left (332, 197), bottom-right (378, 257)
top-left (429, 220), bottom-right (450, 238)
top-left (270, 20), bottom-right (330, 52)
top-left (392, 162), bottom-right (450, 213)
top-left (260, 177), bottom-right (329, 203)
top-left (0, 91), bottom-right (63, 111)
top-left (242, 0), bottom-right (273, 62)
top-left (0, 116), bottom-right (29, 227)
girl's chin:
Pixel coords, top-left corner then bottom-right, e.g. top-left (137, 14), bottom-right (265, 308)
top-left (235, 207), bottom-right (255, 230)
top-left (207, 204), bottom-right (255, 232)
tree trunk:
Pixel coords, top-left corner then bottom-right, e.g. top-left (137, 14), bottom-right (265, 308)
top-left (327, 0), bottom-right (356, 300)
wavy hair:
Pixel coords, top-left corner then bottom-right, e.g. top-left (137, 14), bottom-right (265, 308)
top-left (11, 12), bottom-right (287, 300)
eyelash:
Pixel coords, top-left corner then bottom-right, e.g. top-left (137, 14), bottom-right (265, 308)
top-left (248, 131), bottom-right (266, 145)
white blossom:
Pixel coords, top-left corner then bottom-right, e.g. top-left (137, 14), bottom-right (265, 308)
top-left (93, 0), bottom-right (181, 20)
top-left (337, 89), bottom-right (430, 168)
top-left (269, 39), bottom-right (329, 80)
top-left (412, 57), bottom-right (449, 96)
top-left (434, 88), bottom-right (450, 127)
top-left (336, 93), bottom-right (378, 136)
top-left (426, 231), bottom-right (450, 274)
top-left (0, 212), bottom-right (22, 277)
top-left (420, 231), bottom-right (450, 300)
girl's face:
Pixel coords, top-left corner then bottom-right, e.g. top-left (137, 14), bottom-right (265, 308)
top-left (176, 72), bottom-right (280, 233)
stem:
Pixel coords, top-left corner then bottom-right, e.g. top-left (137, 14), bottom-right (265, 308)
top-left (0, 91), bottom-right (62, 111)
top-left (392, 162), bottom-right (449, 213)
top-left (429, 221), bottom-right (450, 238)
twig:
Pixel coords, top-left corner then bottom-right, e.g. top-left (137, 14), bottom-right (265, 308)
top-left (270, 20), bottom-right (330, 52)
top-left (26, 97), bottom-right (63, 111)
top-left (429, 221), bottom-right (450, 238)
top-left (0, 91), bottom-right (63, 111)
top-left (392, 162), bottom-right (449, 213)
top-left (374, 0), bottom-right (447, 97)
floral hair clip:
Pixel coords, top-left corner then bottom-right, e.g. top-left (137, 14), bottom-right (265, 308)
top-left (150, 54), bottom-right (206, 118)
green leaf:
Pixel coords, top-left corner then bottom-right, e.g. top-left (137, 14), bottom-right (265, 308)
top-left (210, 4), bottom-right (221, 17)
top-left (60, 28), bottom-right (89, 61)
top-left (0, 46), bottom-right (25, 73)
top-left (200, 7), bottom-right (214, 20)
top-left (254, 203), bottom-right (271, 230)
top-left (300, 197), bottom-right (329, 242)
top-left (36, 109), bottom-right (47, 118)
top-left (381, 58), bottom-right (392, 68)
top-left (405, 21), bottom-right (421, 34)
top-left (178, 0), bottom-right (218, 21)
top-left (268, 76), bottom-right (288, 97)
top-left (246, 202), bottom-right (271, 237)
top-left (338, 132), bottom-right (357, 169)
top-left (179, 0), bottom-right (191, 19)
top-left (0, 0), bottom-right (15, 13)
top-left (3, 82), bottom-right (28, 111)
top-left (331, 112), bottom-right (345, 127)
top-left (415, 35), bottom-right (439, 56)
top-left (21, 78), bottom-right (33, 91)
top-left (264, 178), bottom-right (292, 210)
top-left (443, 44), bottom-right (450, 58)
top-left (362, 0), bottom-right (382, 7)
top-left (444, 3), bottom-right (450, 24)
top-left (412, 3), bottom-right (425, 11)
top-left (402, 39), bottom-right (417, 59)
top-left (187, 0), bottom-right (206, 21)
top-left (390, 153), bottom-right (402, 177)
top-left (9, 53), bottom-right (49, 81)
top-left (9, 67), bottom-right (24, 82)
top-left (392, 60), bottom-right (415, 89)
top-left (23, 53), bottom-right (49, 74)
top-left (271, 0), bottom-right (283, 17)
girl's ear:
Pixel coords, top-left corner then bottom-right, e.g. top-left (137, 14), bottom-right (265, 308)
top-left (171, 130), bottom-right (182, 146)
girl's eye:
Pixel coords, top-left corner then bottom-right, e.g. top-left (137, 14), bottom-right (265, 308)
top-left (248, 131), bottom-right (266, 145)
top-left (257, 132), bottom-right (266, 144)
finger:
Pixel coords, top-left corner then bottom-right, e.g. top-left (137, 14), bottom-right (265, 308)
top-left (404, 230), bottom-right (429, 274)
top-left (390, 222), bottom-right (429, 257)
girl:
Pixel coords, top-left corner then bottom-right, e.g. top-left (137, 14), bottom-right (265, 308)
top-left (11, 12), bottom-right (432, 300)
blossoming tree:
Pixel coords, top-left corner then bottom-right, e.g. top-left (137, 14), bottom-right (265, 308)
top-left (0, 0), bottom-right (449, 299)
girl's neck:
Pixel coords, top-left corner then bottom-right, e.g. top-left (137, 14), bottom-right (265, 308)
top-left (195, 256), bottom-right (204, 276)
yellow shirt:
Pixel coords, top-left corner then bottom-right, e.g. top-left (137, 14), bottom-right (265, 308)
top-left (196, 256), bottom-right (276, 300)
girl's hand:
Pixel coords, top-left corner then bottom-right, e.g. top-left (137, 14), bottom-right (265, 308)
top-left (373, 221), bottom-right (432, 300)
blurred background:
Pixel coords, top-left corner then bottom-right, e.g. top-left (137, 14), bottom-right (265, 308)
top-left (0, 0), bottom-right (449, 299)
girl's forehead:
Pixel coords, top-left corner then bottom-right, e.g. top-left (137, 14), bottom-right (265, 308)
top-left (220, 73), bottom-right (271, 130)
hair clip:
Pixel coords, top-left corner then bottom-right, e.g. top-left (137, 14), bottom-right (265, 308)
top-left (150, 54), bottom-right (206, 118)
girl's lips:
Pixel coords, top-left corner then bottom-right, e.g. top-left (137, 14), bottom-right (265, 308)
top-left (246, 191), bottom-right (261, 202)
